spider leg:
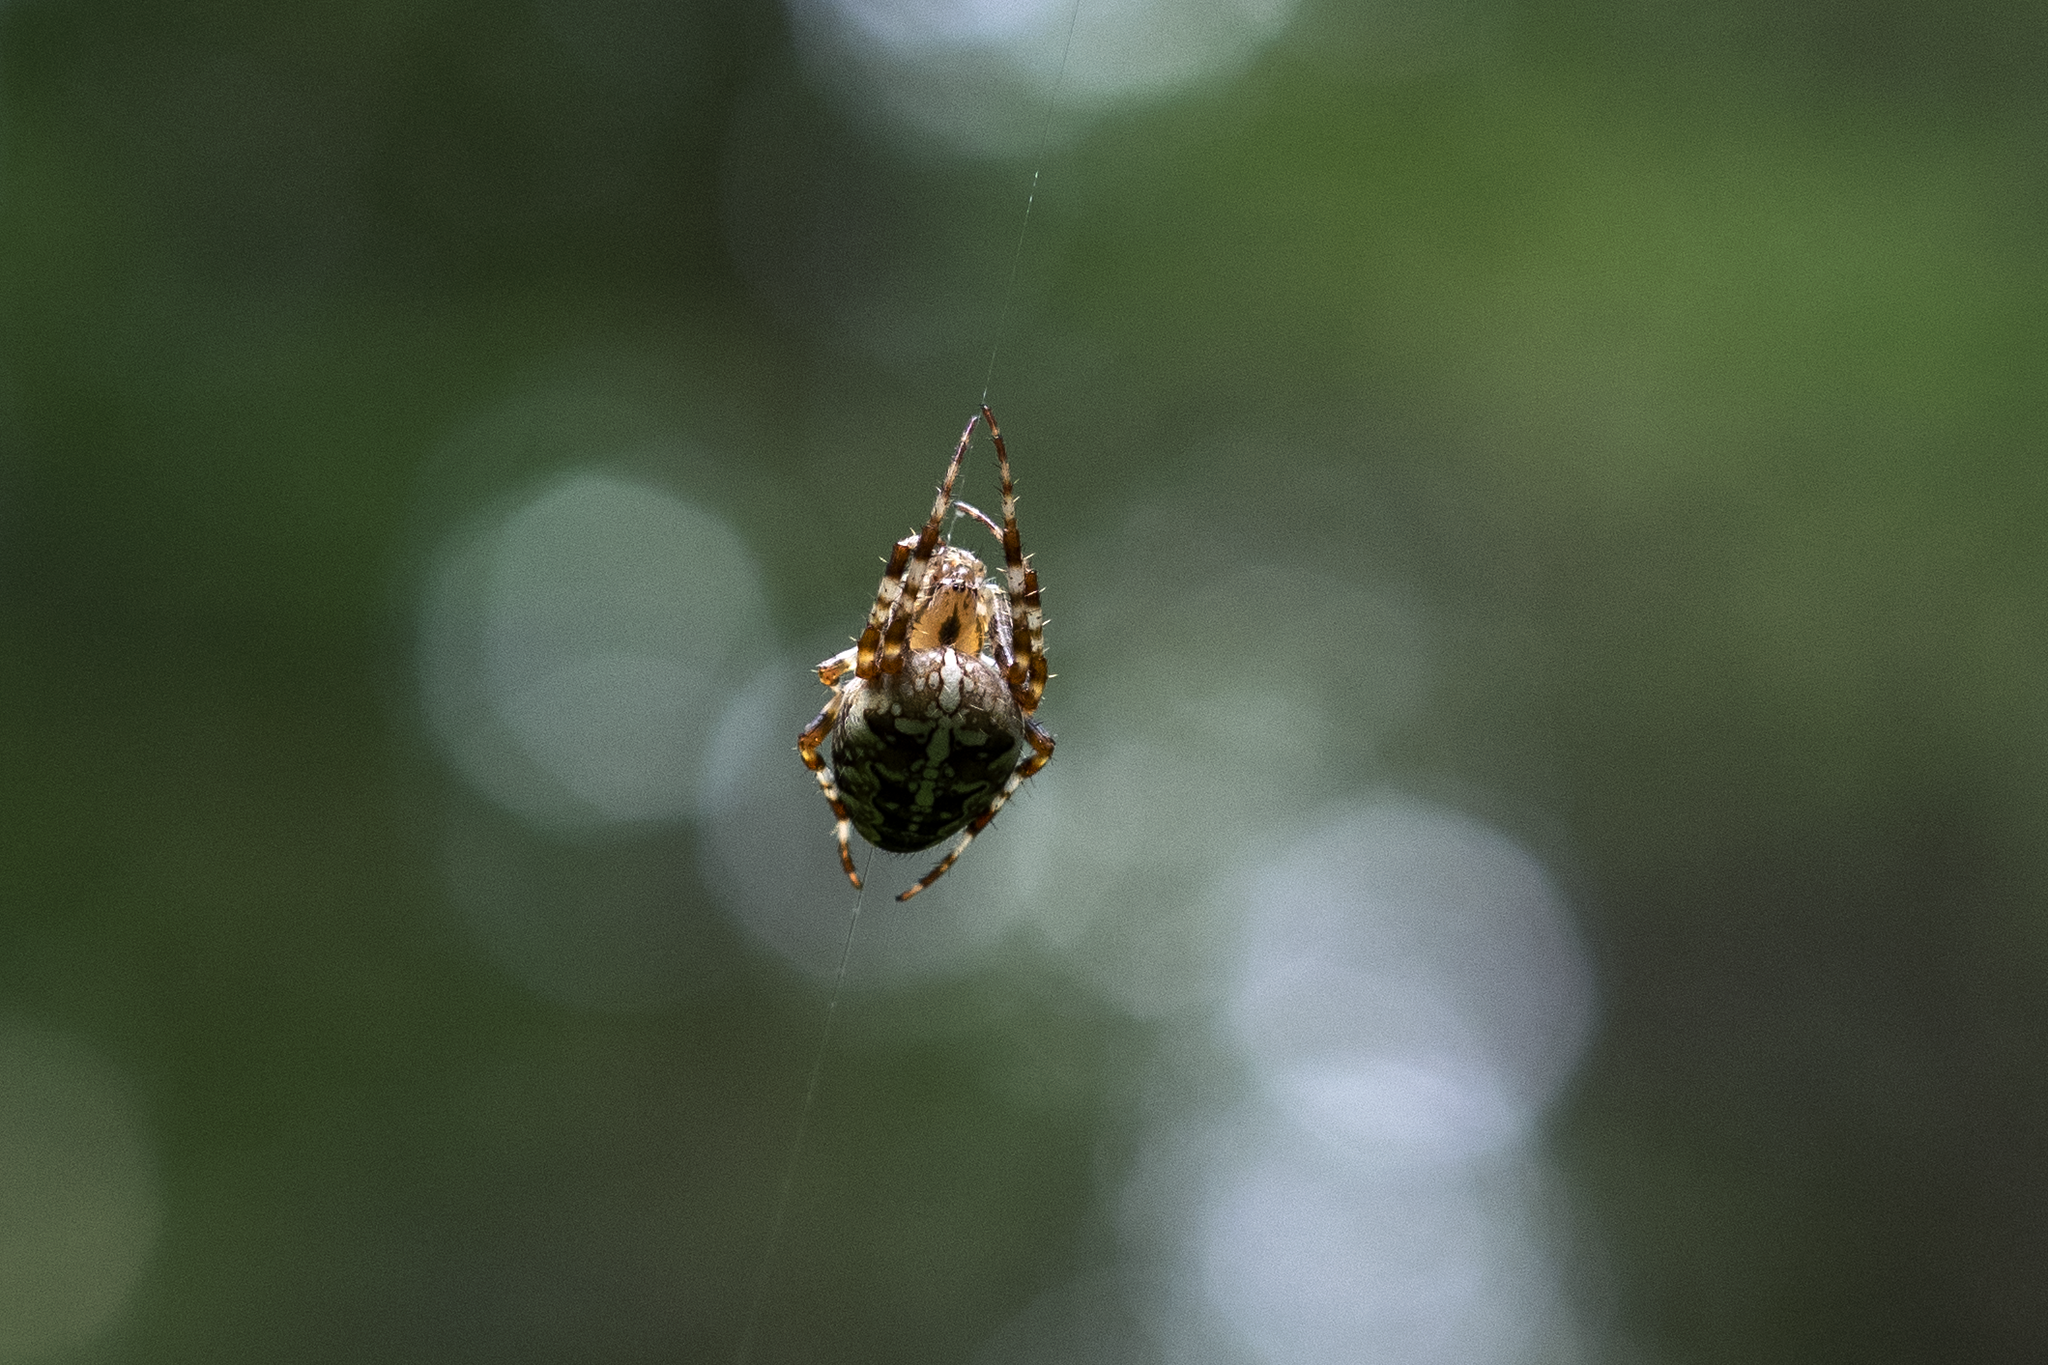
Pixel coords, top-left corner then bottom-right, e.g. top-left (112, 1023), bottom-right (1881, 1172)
top-left (854, 535), bottom-right (918, 681)
top-left (877, 410), bottom-right (984, 675)
top-left (979, 406), bottom-right (1048, 713)
top-left (986, 582), bottom-right (1018, 682)
top-left (815, 647), bottom-right (857, 687)
top-left (950, 499), bottom-right (1005, 541)
top-left (897, 716), bottom-right (1055, 902)
top-left (797, 691), bottom-right (861, 889)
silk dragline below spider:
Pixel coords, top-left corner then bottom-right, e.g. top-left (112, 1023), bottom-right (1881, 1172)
top-left (797, 405), bottom-right (1054, 902)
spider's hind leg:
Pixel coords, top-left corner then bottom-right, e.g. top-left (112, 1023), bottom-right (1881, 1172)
top-left (897, 716), bottom-right (1055, 902)
top-left (798, 692), bottom-right (862, 888)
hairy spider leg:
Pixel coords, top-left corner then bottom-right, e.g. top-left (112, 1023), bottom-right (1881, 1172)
top-left (854, 536), bottom-right (917, 681)
top-left (979, 407), bottom-right (1048, 713)
top-left (949, 499), bottom-right (1005, 542)
top-left (797, 693), bottom-right (863, 888)
top-left (814, 647), bottom-right (856, 687)
top-left (897, 716), bottom-right (1057, 902)
top-left (985, 581), bottom-right (1018, 682)
top-left (875, 410), bottom-right (987, 675)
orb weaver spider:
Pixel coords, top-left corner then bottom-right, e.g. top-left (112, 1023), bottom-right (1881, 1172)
top-left (797, 406), bottom-right (1054, 902)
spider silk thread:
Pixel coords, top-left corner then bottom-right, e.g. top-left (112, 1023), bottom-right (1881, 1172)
top-left (979, 0), bottom-right (1086, 409)
top-left (740, 8), bottom-right (1085, 1352)
top-left (733, 846), bottom-right (874, 1365)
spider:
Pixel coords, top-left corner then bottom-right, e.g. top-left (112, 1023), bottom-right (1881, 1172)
top-left (798, 405), bottom-right (1053, 902)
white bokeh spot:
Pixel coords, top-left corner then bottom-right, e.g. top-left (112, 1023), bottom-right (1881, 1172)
top-left (985, 797), bottom-right (1596, 1364)
top-left (421, 471), bottom-right (768, 834)
top-left (789, 0), bottom-right (1303, 155)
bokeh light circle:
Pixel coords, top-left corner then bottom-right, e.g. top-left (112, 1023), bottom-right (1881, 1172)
top-left (420, 470), bottom-right (769, 835)
top-left (789, 0), bottom-right (1303, 155)
top-left (1199, 1136), bottom-right (1567, 1365)
top-left (0, 1025), bottom-right (161, 1360)
top-left (1230, 797), bottom-right (1598, 1149)
top-left (1012, 797), bottom-right (1597, 1365)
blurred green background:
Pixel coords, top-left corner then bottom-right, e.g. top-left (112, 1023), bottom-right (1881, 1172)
top-left (2, 0), bottom-right (2046, 1360)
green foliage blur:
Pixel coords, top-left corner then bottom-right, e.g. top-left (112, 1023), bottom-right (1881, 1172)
top-left (2, 0), bottom-right (2045, 1360)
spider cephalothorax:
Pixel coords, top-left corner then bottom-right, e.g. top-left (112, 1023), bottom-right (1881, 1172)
top-left (798, 406), bottom-right (1053, 901)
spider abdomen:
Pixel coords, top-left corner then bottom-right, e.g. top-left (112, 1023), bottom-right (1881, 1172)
top-left (830, 648), bottom-right (1023, 853)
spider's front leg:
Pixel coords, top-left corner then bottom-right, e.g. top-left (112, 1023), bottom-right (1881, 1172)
top-left (797, 690), bottom-right (862, 888)
top-left (985, 582), bottom-right (1049, 723)
top-left (878, 410), bottom-right (986, 675)
top-left (854, 536), bottom-right (918, 681)
top-left (978, 407), bottom-right (1048, 712)
top-left (985, 585), bottom-right (1018, 682)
